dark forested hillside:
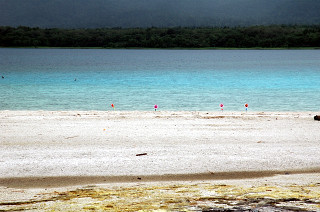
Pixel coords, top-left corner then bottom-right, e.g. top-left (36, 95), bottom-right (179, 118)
top-left (1, 26), bottom-right (319, 48)
top-left (0, 0), bottom-right (320, 28)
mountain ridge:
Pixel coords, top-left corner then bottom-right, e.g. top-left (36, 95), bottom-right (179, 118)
top-left (1, 0), bottom-right (320, 28)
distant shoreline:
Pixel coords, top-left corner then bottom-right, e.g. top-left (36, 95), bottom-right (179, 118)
top-left (1, 46), bottom-right (320, 50)
top-left (1, 25), bottom-right (320, 49)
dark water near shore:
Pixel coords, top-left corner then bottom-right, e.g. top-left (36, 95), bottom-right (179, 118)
top-left (1, 48), bottom-right (320, 111)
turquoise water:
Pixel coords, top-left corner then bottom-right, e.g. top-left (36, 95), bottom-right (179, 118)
top-left (1, 48), bottom-right (320, 111)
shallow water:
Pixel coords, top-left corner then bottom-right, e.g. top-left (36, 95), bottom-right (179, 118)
top-left (1, 48), bottom-right (320, 111)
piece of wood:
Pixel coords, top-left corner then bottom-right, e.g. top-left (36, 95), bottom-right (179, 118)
top-left (136, 153), bottom-right (147, 156)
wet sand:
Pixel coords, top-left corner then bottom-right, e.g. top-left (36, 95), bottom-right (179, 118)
top-left (1, 168), bottom-right (320, 188)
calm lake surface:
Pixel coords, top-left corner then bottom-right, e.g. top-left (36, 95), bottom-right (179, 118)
top-left (0, 48), bottom-right (320, 111)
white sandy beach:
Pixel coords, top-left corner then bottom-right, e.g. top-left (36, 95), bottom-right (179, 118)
top-left (1, 110), bottom-right (320, 179)
top-left (1, 111), bottom-right (320, 211)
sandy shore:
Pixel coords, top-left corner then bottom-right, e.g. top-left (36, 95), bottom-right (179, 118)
top-left (1, 110), bottom-right (320, 181)
top-left (1, 111), bottom-right (320, 211)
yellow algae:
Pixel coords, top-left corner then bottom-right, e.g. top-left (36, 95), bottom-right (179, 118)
top-left (1, 183), bottom-right (320, 211)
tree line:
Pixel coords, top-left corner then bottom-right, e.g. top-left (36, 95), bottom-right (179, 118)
top-left (1, 25), bottom-right (320, 48)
